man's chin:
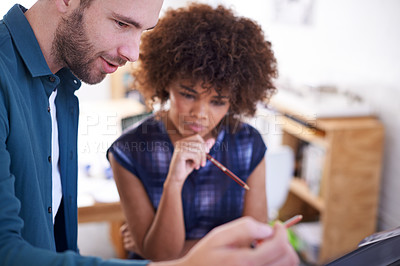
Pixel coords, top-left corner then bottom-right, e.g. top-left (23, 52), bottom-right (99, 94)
top-left (82, 77), bottom-right (106, 85)
top-left (73, 71), bottom-right (106, 85)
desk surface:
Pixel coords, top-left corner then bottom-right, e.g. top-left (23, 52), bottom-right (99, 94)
top-left (78, 201), bottom-right (124, 223)
top-left (78, 201), bottom-right (127, 258)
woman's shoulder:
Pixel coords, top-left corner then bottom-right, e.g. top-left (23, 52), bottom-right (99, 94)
top-left (224, 121), bottom-right (266, 149)
top-left (226, 121), bottom-right (263, 139)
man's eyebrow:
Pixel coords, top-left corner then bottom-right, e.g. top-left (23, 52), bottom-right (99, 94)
top-left (112, 12), bottom-right (155, 30)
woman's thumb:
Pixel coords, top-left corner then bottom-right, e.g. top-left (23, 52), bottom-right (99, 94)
top-left (205, 138), bottom-right (215, 152)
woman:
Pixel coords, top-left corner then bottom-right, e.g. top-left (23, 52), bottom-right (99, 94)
top-left (107, 3), bottom-right (278, 261)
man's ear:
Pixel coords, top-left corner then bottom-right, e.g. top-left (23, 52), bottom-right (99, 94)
top-left (54, 0), bottom-right (74, 13)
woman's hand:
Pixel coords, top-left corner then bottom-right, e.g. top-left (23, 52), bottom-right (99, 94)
top-left (166, 135), bottom-right (215, 187)
top-left (120, 222), bottom-right (141, 255)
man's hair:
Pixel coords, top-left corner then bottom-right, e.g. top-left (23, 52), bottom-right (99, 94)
top-left (132, 3), bottom-right (278, 118)
top-left (79, 0), bottom-right (93, 9)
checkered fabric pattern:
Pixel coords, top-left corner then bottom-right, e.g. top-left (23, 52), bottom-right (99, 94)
top-left (108, 115), bottom-right (266, 239)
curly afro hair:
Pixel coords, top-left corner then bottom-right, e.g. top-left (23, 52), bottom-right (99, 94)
top-left (132, 3), bottom-right (278, 118)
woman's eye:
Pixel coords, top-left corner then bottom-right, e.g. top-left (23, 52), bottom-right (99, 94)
top-left (211, 100), bottom-right (227, 106)
top-left (179, 92), bottom-right (195, 99)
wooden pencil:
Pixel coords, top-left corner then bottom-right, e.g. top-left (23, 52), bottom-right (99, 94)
top-left (253, 215), bottom-right (303, 247)
top-left (283, 214), bottom-right (303, 228)
top-left (206, 153), bottom-right (250, 190)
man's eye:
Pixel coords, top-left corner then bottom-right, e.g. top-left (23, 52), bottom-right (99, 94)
top-left (115, 20), bottom-right (128, 28)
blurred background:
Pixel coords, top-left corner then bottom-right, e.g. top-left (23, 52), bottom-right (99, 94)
top-left (2, 0), bottom-right (400, 264)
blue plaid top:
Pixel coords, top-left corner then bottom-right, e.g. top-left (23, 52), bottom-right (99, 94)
top-left (108, 115), bottom-right (266, 239)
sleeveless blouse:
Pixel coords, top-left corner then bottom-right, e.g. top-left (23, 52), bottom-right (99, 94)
top-left (108, 115), bottom-right (266, 239)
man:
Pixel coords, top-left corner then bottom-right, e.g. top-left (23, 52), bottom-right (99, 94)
top-left (0, 0), bottom-right (299, 265)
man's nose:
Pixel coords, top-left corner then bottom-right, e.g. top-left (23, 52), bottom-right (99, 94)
top-left (117, 35), bottom-right (140, 63)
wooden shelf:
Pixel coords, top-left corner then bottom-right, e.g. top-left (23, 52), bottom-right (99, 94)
top-left (277, 115), bottom-right (328, 149)
top-left (275, 111), bottom-right (384, 265)
top-left (290, 178), bottom-right (324, 213)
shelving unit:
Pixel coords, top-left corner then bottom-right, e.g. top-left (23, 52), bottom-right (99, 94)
top-left (271, 105), bottom-right (384, 264)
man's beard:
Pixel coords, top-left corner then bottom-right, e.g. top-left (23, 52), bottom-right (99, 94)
top-left (51, 7), bottom-right (106, 85)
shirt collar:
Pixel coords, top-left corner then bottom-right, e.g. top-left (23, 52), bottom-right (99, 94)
top-left (3, 4), bottom-right (53, 77)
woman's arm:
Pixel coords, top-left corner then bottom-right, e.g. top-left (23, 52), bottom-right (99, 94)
top-left (242, 157), bottom-right (268, 223)
top-left (109, 135), bottom-right (214, 261)
top-left (180, 239), bottom-right (200, 257)
top-left (109, 153), bottom-right (185, 261)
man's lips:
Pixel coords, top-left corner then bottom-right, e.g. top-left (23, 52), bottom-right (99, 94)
top-left (101, 57), bottom-right (125, 74)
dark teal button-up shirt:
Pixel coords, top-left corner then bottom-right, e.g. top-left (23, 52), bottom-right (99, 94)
top-left (0, 4), bottom-right (149, 266)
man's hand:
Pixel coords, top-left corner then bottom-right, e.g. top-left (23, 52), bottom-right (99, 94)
top-left (150, 216), bottom-right (299, 266)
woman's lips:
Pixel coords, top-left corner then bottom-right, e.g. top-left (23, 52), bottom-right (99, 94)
top-left (186, 122), bottom-right (205, 133)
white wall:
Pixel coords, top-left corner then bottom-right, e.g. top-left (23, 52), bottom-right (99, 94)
top-left (220, 0), bottom-right (400, 230)
top-left (1, 1), bottom-right (34, 17)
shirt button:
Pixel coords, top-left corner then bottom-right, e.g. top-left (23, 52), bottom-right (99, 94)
top-left (49, 76), bottom-right (56, 82)
top-left (48, 207), bottom-right (52, 213)
top-left (48, 156), bottom-right (52, 163)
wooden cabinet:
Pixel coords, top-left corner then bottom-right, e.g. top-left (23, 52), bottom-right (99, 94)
top-left (272, 106), bottom-right (384, 264)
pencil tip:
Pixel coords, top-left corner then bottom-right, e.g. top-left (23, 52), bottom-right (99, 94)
top-left (244, 184), bottom-right (250, 190)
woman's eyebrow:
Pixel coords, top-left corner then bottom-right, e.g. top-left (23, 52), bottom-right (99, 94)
top-left (180, 84), bottom-right (229, 99)
top-left (180, 85), bottom-right (198, 94)
top-left (213, 95), bottom-right (229, 99)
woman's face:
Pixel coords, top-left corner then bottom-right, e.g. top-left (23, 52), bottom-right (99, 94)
top-left (167, 79), bottom-right (230, 139)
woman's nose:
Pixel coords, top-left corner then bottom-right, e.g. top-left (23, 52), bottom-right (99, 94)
top-left (190, 101), bottom-right (207, 119)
